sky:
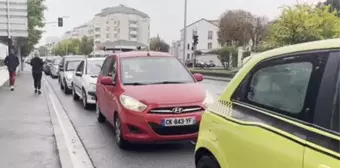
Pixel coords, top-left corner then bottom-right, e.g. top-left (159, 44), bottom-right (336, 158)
top-left (38, 0), bottom-right (323, 46)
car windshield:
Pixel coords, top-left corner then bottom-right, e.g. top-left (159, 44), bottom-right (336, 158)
top-left (65, 60), bottom-right (80, 71)
top-left (120, 56), bottom-right (194, 85)
top-left (87, 60), bottom-right (104, 75)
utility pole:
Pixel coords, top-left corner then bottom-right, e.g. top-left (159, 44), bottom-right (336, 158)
top-left (182, 0), bottom-right (187, 63)
top-left (6, 0), bottom-right (12, 53)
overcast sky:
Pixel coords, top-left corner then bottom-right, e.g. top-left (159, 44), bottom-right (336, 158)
top-left (38, 0), bottom-right (323, 46)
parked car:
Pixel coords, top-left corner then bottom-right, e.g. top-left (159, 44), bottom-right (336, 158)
top-left (72, 57), bottom-right (105, 109)
top-left (195, 61), bottom-right (207, 68)
top-left (43, 58), bottom-right (54, 75)
top-left (96, 51), bottom-right (214, 149)
top-left (50, 57), bottom-right (62, 78)
top-left (58, 55), bottom-right (84, 94)
top-left (194, 38), bottom-right (340, 168)
top-left (207, 60), bottom-right (215, 67)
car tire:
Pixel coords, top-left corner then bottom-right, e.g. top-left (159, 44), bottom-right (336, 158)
top-left (82, 89), bottom-right (90, 109)
top-left (196, 156), bottom-right (220, 168)
top-left (72, 85), bottom-right (79, 100)
top-left (63, 79), bottom-right (71, 94)
top-left (96, 102), bottom-right (106, 123)
top-left (114, 115), bottom-right (129, 150)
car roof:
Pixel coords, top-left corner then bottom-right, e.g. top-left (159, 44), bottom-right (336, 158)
top-left (86, 57), bottom-right (106, 62)
top-left (250, 38), bottom-right (340, 62)
top-left (112, 51), bottom-right (173, 58)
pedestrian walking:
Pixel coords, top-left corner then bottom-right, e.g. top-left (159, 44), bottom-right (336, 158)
top-left (4, 49), bottom-right (19, 91)
top-left (30, 55), bottom-right (44, 94)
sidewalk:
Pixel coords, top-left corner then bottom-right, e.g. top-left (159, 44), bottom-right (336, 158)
top-left (0, 72), bottom-right (60, 168)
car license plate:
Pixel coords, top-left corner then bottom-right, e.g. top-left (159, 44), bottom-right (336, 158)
top-left (162, 117), bottom-right (195, 127)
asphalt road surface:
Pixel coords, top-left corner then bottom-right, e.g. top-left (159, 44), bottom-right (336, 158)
top-left (45, 76), bottom-right (227, 168)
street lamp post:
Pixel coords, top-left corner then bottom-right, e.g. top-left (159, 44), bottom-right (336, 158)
top-left (182, 0), bottom-right (187, 64)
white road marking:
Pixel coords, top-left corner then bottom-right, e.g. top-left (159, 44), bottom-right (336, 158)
top-left (45, 77), bottom-right (94, 168)
top-left (190, 141), bottom-right (196, 145)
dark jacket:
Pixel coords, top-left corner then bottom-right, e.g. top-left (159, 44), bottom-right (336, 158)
top-left (4, 54), bottom-right (19, 72)
top-left (30, 57), bottom-right (44, 73)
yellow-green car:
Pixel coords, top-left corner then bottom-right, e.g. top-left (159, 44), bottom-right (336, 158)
top-left (194, 38), bottom-right (340, 168)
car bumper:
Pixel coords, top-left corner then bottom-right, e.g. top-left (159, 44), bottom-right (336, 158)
top-left (120, 104), bottom-right (204, 143)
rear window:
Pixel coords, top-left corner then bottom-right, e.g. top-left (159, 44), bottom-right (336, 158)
top-left (87, 60), bottom-right (104, 75)
top-left (65, 60), bottom-right (80, 71)
top-left (120, 56), bottom-right (194, 85)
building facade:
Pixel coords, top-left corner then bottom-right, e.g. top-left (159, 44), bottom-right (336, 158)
top-left (178, 18), bottom-right (221, 61)
top-left (62, 4), bottom-right (150, 50)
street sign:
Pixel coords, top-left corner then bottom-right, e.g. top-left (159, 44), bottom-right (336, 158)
top-left (0, 0), bottom-right (28, 37)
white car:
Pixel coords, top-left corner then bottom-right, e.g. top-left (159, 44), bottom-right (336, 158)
top-left (59, 55), bottom-right (84, 94)
top-left (72, 57), bottom-right (105, 109)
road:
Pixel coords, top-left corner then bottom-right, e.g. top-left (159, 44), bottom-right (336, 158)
top-left (44, 76), bottom-right (228, 168)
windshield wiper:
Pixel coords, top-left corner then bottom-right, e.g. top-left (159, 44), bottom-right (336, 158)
top-left (124, 82), bottom-right (149, 85)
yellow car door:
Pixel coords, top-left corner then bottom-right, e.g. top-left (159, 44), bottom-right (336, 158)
top-left (303, 51), bottom-right (340, 168)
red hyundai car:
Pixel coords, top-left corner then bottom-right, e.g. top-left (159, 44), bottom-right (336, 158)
top-left (95, 51), bottom-right (214, 149)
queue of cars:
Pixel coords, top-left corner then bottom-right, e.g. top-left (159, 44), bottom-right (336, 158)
top-left (43, 38), bottom-right (340, 168)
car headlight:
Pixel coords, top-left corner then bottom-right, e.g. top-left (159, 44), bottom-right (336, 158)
top-left (119, 95), bottom-right (147, 112)
top-left (202, 90), bottom-right (215, 107)
top-left (66, 74), bottom-right (72, 80)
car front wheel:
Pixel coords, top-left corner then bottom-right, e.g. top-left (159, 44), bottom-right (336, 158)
top-left (114, 115), bottom-right (129, 149)
top-left (196, 156), bottom-right (220, 168)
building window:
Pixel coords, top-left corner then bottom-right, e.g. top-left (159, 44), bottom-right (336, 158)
top-left (208, 31), bottom-right (213, 40)
top-left (187, 54), bottom-right (190, 59)
top-left (114, 34), bottom-right (118, 38)
top-left (208, 43), bottom-right (212, 49)
top-left (106, 34), bottom-right (110, 38)
top-left (129, 21), bottom-right (137, 25)
top-left (187, 44), bottom-right (190, 50)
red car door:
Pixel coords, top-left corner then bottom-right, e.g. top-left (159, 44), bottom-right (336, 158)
top-left (105, 56), bottom-right (119, 123)
top-left (97, 57), bottom-right (113, 119)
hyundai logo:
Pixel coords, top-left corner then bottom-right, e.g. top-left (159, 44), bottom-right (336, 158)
top-left (172, 107), bottom-right (183, 113)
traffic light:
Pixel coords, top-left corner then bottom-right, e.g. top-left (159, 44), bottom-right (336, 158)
top-left (193, 35), bottom-right (198, 46)
top-left (58, 17), bottom-right (63, 27)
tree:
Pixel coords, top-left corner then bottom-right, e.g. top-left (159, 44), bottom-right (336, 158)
top-left (149, 36), bottom-right (169, 52)
top-left (267, 4), bottom-right (340, 46)
top-left (250, 16), bottom-right (271, 50)
top-left (218, 10), bottom-right (254, 46)
top-left (209, 46), bottom-right (238, 69)
top-left (19, 0), bottom-right (46, 57)
top-left (79, 36), bottom-right (93, 55)
top-left (52, 37), bottom-right (93, 56)
top-left (321, 0), bottom-right (340, 16)
top-left (37, 46), bottom-right (49, 56)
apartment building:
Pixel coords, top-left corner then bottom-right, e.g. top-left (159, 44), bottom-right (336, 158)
top-left (89, 4), bottom-right (150, 47)
top-left (178, 18), bottom-right (221, 61)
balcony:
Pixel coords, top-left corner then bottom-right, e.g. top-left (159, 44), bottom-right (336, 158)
top-left (129, 30), bottom-right (137, 35)
top-left (129, 23), bottom-right (137, 28)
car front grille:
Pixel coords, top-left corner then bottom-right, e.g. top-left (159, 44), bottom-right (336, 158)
top-left (148, 122), bottom-right (199, 136)
top-left (149, 106), bottom-right (203, 114)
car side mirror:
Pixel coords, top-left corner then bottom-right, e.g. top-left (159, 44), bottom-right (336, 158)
top-left (100, 76), bottom-right (115, 85)
top-left (75, 71), bottom-right (82, 77)
top-left (193, 73), bottom-right (204, 82)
